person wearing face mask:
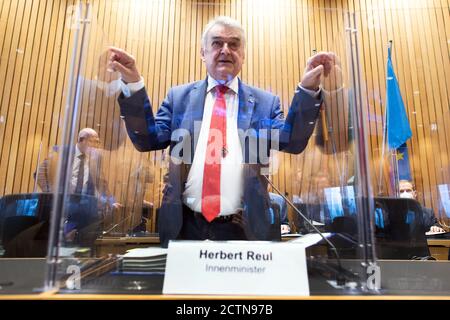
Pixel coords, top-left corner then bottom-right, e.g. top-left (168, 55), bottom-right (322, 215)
top-left (399, 180), bottom-right (446, 234)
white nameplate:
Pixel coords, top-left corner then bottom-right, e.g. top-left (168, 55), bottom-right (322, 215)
top-left (163, 240), bottom-right (309, 296)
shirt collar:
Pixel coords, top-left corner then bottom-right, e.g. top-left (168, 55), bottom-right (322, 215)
top-left (75, 144), bottom-right (84, 158)
top-left (206, 74), bottom-right (239, 94)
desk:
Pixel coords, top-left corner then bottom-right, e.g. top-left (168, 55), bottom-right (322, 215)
top-left (93, 235), bottom-right (450, 260)
top-left (95, 235), bottom-right (160, 256)
top-left (427, 239), bottom-right (450, 260)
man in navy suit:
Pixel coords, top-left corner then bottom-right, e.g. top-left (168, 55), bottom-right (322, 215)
top-left (109, 16), bottom-right (338, 247)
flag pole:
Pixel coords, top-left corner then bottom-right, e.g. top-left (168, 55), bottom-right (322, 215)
top-left (312, 48), bottom-right (329, 143)
top-left (377, 40), bottom-right (393, 195)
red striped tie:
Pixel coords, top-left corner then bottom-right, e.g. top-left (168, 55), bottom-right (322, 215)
top-left (201, 85), bottom-right (228, 222)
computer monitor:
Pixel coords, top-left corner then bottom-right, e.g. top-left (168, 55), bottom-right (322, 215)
top-left (438, 184), bottom-right (450, 218)
top-left (292, 185), bottom-right (357, 233)
top-left (0, 193), bottom-right (101, 257)
top-left (291, 192), bottom-right (431, 260)
top-left (374, 197), bottom-right (430, 259)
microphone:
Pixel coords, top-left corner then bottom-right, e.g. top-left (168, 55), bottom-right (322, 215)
top-left (102, 215), bottom-right (133, 236)
top-left (263, 175), bottom-right (347, 286)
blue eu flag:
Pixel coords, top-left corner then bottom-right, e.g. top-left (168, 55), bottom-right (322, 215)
top-left (386, 46), bottom-right (412, 149)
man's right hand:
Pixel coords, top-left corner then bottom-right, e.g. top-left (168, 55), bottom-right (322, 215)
top-left (300, 51), bottom-right (338, 91)
top-left (108, 47), bottom-right (141, 83)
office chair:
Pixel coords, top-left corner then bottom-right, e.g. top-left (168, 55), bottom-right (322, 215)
top-left (2, 216), bottom-right (39, 246)
top-left (268, 197), bottom-right (282, 241)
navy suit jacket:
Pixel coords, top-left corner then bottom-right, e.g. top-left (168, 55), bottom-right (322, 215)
top-left (118, 78), bottom-right (321, 247)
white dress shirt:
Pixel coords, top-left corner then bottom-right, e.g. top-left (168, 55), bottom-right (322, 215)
top-left (71, 145), bottom-right (90, 194)
top-left (183, 76), bottom-right (243, 216)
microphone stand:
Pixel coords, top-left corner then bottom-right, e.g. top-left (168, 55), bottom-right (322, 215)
top-left (102, 214), bottom-right (133, 236)
top-left (263, 175), bottom-right (347, 286)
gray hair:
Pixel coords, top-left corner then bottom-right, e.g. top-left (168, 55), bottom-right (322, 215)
top-left (201, 16), bottom-right (246, 49)
top-left (78, 128), bottom-right (98, 142)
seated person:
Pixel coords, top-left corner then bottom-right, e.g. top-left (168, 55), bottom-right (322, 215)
top-left (35, 128), bottom-right (121, 245)
top-left (268, 192), bottom-right (291, 234)
top-left (399, 180), bottom-right (445, 233)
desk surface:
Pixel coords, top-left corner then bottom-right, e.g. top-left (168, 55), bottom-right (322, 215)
top-left (1, 259), bottom-right (450, 299)
top-left (95, 235), bottom-right (160, 244)
top-left (427, 239), bottom-right (450, 247)
top-left (95, 235), bottom-right (450, 245)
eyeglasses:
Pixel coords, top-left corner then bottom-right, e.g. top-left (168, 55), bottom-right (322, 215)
top-left (399, 188), bottom-right (413, 193)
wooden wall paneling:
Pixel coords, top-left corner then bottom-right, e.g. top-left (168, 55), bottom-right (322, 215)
top-left (111, 0), bottom-right (132, 228)
top-left (241, 0), bottom-right (251, 85)
top-left (376, 0), bottom-right (395, 196)
top-left (433, 0), bottom-right (450, 184)
top-left (109, 0), bottom-right (126, 154)
top-left (150, 0), bottom-right (163, 216)
top-left (172, 0), bottom-right (181, 87)
top-left (150, 0), bottom-right (171, 225)
top-left (19, 0), bottom-right (48, 193)
top-left (284, 0), bottom-right (300, 200)
top-left (77, 0), bottom-right (98, 131)
top-left (92, 0), bottom-right (110, 139)
top-left (22, 0), bottom-right (67, 193)
top-left (5, 0), bottom-right (45, 194)
top-left (162, 0), bottom-right (174, 93)
top-left (47, 0), bottom-right (77, 163)
top-left (94, 0), bottom-right (112, 228)
top-left (286, 0), bottom-right (300, 205)
top-left (416, 4), bottom-right (445, 210)
top-left (180, 0), bottom-right (191, 86)
top-left (426, 4), bottom-right (450, 185)
top-left (102, 0), bottom-right (122, 225)
top-left (13, 0), bottom-right (43, 193)
top-left (0, 0), bottom-right (18, 131)
top-left (198, 1), bottom-right (207, 80)
top-left (298, 1), bottom-right (313, 198)
top-left (153, 0), bottom-right (165, 112)
top-left (276, 1), bottom-right (286, 195)
top-left (407, 1), bottom-right (432, 206)
top-left (323, 0), bottom-right (338, 180)
top-left (410, 4), bottom-right (438, 208)
top-left (353, 0), bottom-right (375, 189)
top-left (402, 5), bottom-right (431, 203)
top-left (272, 1), bottom-right (284, 191)
top-left (123, 0), bottom-right (154, 232)
top-left (434, 0), bottom-right (450, 171)
top-left (145, 1), bottom-right (160, 226)
top-left (99, 0), bottom-right (117, 184)
top-left (188, 0), bottom-right (197, 84)
top-left (296, 1), bottom-right (311, 201)
top-left (0, 0), bottom-right (26, 194)
top-left (0, 0), bottom-right (12, 52)
top-left (360, 0), bottom-right (388, 195)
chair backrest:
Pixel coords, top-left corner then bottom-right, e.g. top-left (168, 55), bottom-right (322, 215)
top-left (0, 193), bottom-right (102, 256)
top-left (268, 195), bottom-right (281, 241)
top-left (374, 197), bottom-right (430, 259)
top-left (2, 216), bottom-right (40, 245)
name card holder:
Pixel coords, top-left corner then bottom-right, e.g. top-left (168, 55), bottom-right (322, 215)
top-left (163, 240), bottom-right (309, 296)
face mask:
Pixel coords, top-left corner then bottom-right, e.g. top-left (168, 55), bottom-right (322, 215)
top-left (400, 192), bottom-right (415, 199)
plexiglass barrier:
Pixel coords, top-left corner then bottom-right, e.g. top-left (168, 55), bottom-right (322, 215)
top-left (352, 3), bottom-right (450, 295)
top-left (42, 1), bottom-right (376, 295)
